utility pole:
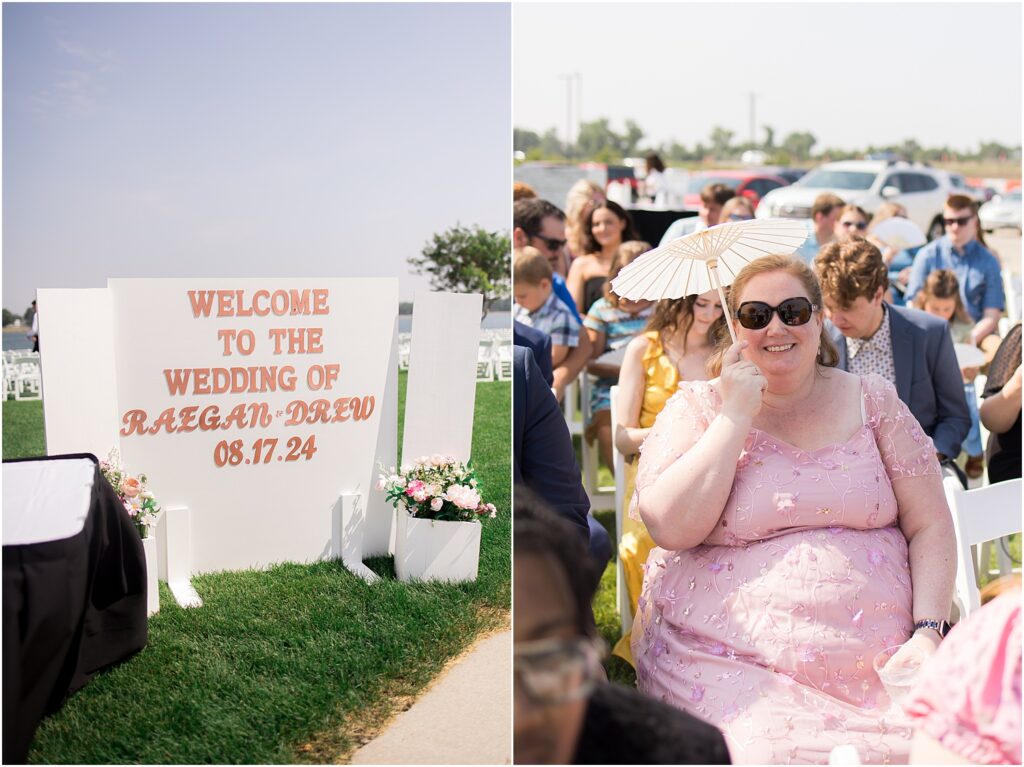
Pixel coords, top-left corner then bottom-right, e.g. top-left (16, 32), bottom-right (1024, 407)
top-left (749, 92), bottom-right (756, 148)
top-left (558, 74), bottom-right (573, 158)
top-left (557, 73), bottom-right (582, 159)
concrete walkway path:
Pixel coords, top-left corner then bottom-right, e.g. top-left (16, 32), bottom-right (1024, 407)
top-left (351, 630), bottom-right (511, 765)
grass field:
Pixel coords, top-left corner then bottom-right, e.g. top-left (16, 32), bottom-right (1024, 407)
top-left (7, 372), bottom-right (510, 764)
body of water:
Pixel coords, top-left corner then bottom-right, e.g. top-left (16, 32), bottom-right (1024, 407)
top-left (2, 312), bottom-right (511, 352)
top-left (3, 331), bottom-right (34, 352)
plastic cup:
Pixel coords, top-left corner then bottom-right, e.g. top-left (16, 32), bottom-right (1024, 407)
top-left (873, 643), bottom-right (926, 708)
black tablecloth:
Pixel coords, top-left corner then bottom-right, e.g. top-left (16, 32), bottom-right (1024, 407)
top-left (628, 207), bottom-right (697, 246)
top-left (3, 453), bottom-right (148, 763)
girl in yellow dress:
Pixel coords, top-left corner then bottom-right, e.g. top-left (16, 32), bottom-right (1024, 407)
top-left (611, 289), bottom-right (725, 665)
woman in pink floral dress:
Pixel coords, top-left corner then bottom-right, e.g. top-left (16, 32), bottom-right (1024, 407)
top-left (631, 255), bottom-right (957, 764)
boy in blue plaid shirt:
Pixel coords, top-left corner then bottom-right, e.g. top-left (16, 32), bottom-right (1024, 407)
top-left (513, 247), bottom-right (581, 368)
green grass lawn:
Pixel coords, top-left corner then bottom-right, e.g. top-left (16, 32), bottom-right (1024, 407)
top-left (8, 372), bottom-right (510, 764)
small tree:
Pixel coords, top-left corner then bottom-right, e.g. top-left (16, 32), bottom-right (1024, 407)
top-left (409, 224), bottom-right (510, 319)
top-left (2, 308), bottom-right (14, 327)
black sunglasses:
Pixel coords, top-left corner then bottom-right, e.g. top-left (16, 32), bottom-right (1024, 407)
top-left (840, 220), bottom-right (868, 230)
top-left (532, 234), bottom-right (567, 251)
top-left (736, 297), bottom-right (817, 330)
top-left (943, 215), bottom-right (974, 227)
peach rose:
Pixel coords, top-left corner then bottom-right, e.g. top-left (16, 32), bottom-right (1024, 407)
top-left (120, 477), bottom-right (142, 498)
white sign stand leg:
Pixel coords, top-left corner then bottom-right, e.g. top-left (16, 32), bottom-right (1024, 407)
top-left (336, 491), bottom-right (379, 584)
top-left (364, 320), bottom-right (399, 557)
top-left (164, 505), bottom-right (203, 608)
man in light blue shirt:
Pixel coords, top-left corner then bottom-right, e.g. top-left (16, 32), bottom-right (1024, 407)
top-left (793, 193), bottom-right (845, 265)
top-left (658, 183), bottom-right (734, 246)
top-left (906, 195), bottom-right (1004, 351)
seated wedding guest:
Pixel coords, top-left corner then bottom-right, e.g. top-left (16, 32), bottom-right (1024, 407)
top-left (611, 290), bottom-right (725, 666)
top-left (583, 241), bottom-right (654, 473)
top-left (514, 489), bottom-right (731, 766)
top-left (514, 181), bottom-right (538, 201)
top-left (834, 203), bottom-right (871, 242)
top-left (513, 346), bottom-right (610, 583)
top-left (907, 589), bottom-right (1021, 765)
top-left (631, 254), bottom-right (956, 763)
top-left (980, 323), bottom-right (1022, 483)
top-left (514, 320), bottom-right (553, 387)
top-left (568, 200), bottom-right (639, 315)
top-left (912, 269), bottom-right (987, 478)
top-left (905, 194), bottom-right (1005, 360)
top-left (659, 183), bottom-right (735, 245)
top-left (816, 238), bottom-right (970, 466)
top-left (719, 196), bottom-right (755, 223)
top-left (565, 179), bottom-right (606, 260)
top-left (513, 198), bottom-right (593, 399)
top-left (514, 247), bottom-right (581, 371)
top-left (793, 192), bottom-right (845, 264)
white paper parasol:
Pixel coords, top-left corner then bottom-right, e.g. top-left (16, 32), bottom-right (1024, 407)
top-left (611, 218), bottom-right (809, 342)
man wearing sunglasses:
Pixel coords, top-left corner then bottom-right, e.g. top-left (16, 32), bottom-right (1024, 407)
top-left (905, 195), bottom-right (1005, 357)
top-left (514, 488), bottom-right (730, 765)
top-left (514, 198), bottom-right (593, 400)
top-left (816, 238), bottom-right (970, 464)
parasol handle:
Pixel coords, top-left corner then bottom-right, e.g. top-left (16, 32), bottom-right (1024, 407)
top-left (709, 262), bottom-right (737, 344)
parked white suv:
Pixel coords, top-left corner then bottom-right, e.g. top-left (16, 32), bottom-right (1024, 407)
top-left (756, 160), bottom-right (955, 241)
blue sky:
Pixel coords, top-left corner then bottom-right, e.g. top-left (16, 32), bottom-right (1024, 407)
top-left (515, 2), bottom-right (1021, 152)
top-left (3, 3), bottom-right (511, 310)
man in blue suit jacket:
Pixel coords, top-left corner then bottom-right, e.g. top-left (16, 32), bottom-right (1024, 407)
top-left (816, 239), bottom-right (970, 461)
top-left (513, 320), bottom-right (553, 387)
top-left (513, 345), bottom-right (611, 581)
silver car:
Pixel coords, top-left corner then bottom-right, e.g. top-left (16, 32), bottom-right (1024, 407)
top-left (979, 189), bottom-right (1022, 233)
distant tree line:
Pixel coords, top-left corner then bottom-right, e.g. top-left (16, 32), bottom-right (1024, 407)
top-left (515, 118), bottom-right (1022, 166)
top-left (2, 306), bottom-right (34, 328)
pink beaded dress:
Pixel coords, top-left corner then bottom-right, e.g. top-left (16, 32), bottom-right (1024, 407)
top-left (631, 374), bottom-right (940, 764)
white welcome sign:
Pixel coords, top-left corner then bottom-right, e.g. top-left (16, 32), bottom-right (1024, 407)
top-left (41, 278), bottom-right (397, 576)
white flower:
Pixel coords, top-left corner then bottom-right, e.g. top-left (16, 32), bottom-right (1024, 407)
top-left (389, 474), bottom-right (405, 487)
top-left (489, 510), bottom-right (497, 518)
top-left (485, 503), bottom-right (496, 514)
top-left (415, 456), bottom-right (429, 466)
top-left (430, 454), bottom-right (446, 467)
top-left (430, 497), bottom-right (443, 511)
top-left (375, 478), bottom-right (387, 491)
top-left (412, 489), bottom-right (429, 503)
top-left (445, 484), bottom-right (481, 510)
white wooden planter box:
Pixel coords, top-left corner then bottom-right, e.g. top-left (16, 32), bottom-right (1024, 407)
top-left (142, 534), bottom-right (159, 616)
top-left (394, 508), bottom-right (481, 583)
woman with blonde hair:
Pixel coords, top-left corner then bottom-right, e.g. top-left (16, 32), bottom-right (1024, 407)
top-left (565, 179), bottom-right (605, 258)
top-left (568, 200), bottom-right (639, 315)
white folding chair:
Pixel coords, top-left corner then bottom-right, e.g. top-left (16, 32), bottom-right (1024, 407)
top-left (579, 374), bottom-right (614, 511)
top-left (1002, 269), bottom-right (1021, 324)
top-left (495, 342), bottom-right (512, 382)
top-left (476, 338), bottom-right (494, 382)
top-left (609, 386), bottom-right (632, 635)
top-left (942, 475), bottom-right (1022, 619)
top-left (397, 333), bottom-right (412, 371)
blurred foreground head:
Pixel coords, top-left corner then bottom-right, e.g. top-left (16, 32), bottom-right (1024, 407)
top-left (514, 487), bottom-right (598, 765)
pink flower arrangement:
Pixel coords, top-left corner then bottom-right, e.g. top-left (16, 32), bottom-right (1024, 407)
top-left (100, 449), bottom-right (161, 539)
top-left (377, 457), bottom-right (498, 523)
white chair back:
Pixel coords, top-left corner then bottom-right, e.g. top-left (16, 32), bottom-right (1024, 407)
top-left (609, 385), bottom-right (631, 635)
top-left (942, 475), bottom-right (1023, 618)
